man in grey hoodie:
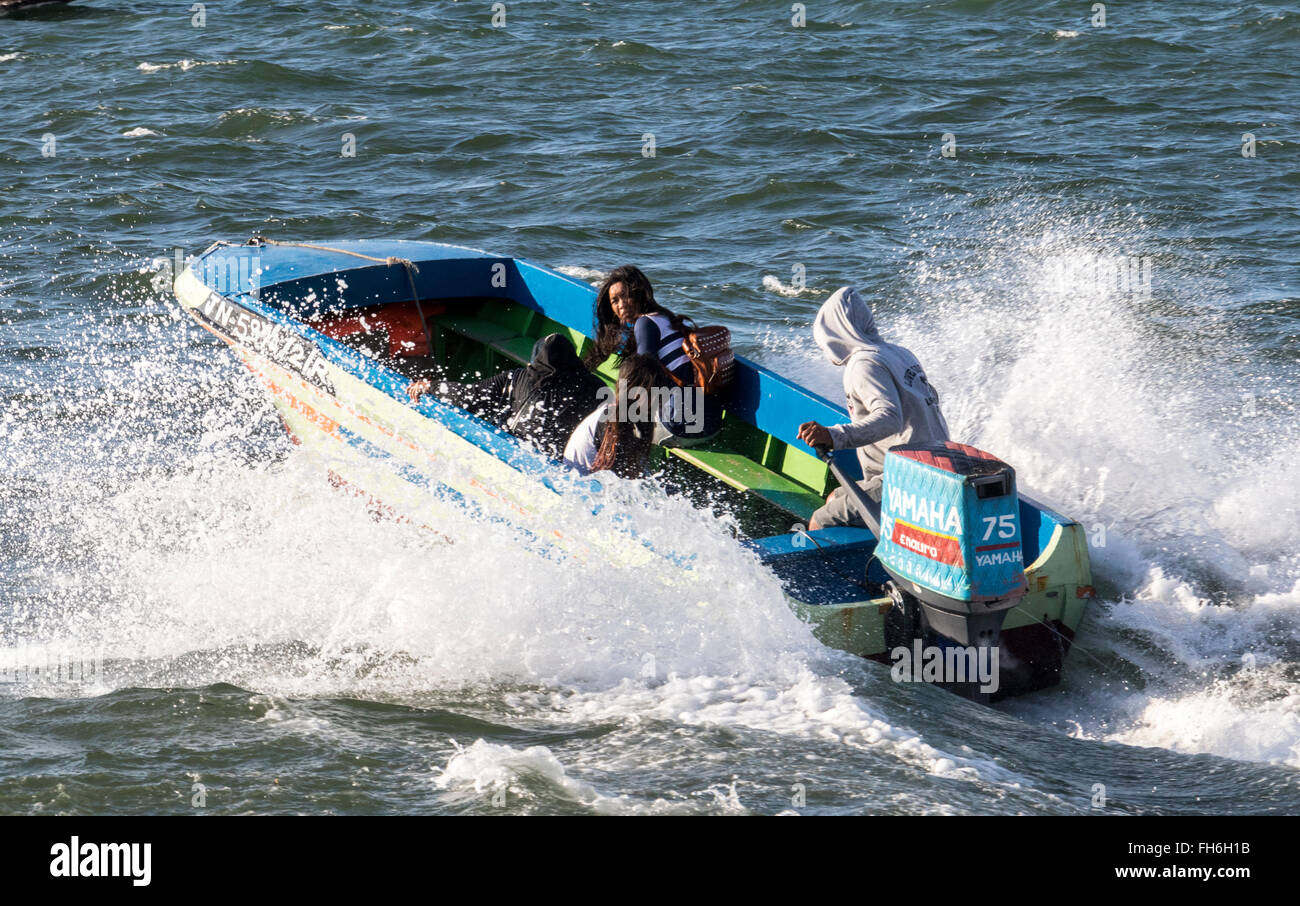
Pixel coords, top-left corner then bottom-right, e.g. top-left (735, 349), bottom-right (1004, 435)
top-left (797, 287), bottom-right (951, 529)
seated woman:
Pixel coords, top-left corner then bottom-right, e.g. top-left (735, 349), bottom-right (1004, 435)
top-left (563, 354), bottom-right (672, 479)
top-left (585, 265), bottom-right (724, 447)
top-left (409, 333), bottom-right (605, 461)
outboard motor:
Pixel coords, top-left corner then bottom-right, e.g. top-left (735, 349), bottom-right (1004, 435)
top-left (874, 441), bottom-right (1027, 651)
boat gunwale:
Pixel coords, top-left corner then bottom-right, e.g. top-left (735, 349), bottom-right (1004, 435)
top-left (183, 241), bottom-right (1083, 560)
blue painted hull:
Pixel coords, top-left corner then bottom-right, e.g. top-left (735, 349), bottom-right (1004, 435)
top-left (174, 238), bottom-right (1095, 697)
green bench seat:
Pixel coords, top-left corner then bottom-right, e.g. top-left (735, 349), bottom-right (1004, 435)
top-left (433, 315), bottom-right (531, 366)
top-left (491, 334), bottom-right (537, 365)
top-left (434, 316), bottom-right (564, 366)
top-left (432, 311), bottom-right (823, 522)
top-left (666, 445), bottom-right (823, 522)
top-left (436, 316), bottom-right (516, 345)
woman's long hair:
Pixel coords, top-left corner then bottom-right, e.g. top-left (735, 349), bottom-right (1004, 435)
top-left (585, 265), bottom-right (694, 368)
top-left (591, 354), bottom-right (670, 479)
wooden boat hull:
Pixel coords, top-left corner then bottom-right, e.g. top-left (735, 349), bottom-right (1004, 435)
top-left (174, 238), bottom-right (1094, 698)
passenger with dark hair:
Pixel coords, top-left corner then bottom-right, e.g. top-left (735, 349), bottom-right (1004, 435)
top-left (563, 354), bottom-right (672, 479)
top-left (586, 265), bottom-right (723, 446)
top-left (408, 333), bottom-right (605, 460)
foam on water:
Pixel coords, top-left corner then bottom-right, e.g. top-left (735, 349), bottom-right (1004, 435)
top-left (2, 197), bottom-right (1296, 815)
top-left (1104, 665), bottom-right (1300, 767)
top-left (433, 740), bottom-right (646, 814)
top-left (0, 266), bottom-right (1020, 799)
top-left (61, 449), bottom-right (1008, 784)
top-left (758, 198), bottom-right (1299, 768)
top-left (760, 274), bottom-right (821, 298)
top-left (552, 264), bottom-right (605, 286)
top-left (515, 670), bottom-right (1022, 783)
top-left (136, 60), bottom-right (239, 74)
top-left (432, 738), bottom-right (776, 814)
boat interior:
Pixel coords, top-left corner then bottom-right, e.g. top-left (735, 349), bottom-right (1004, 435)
top-left (302, 292), bottom-right (1056, 598)
top-left (189, 232), bottom-right (1067, 612)
top-left (307, 293), bottom-right (840, 539)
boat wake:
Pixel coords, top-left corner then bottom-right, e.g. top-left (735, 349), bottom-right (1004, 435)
top-left (761, 198), bottom-right (1300, 769)
top-left (2, 221), bottom-right (1297, 813)
top-left (1, 266), bottom-right (1065, 812)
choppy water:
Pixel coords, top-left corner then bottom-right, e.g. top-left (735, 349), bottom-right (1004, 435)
top-left (1, 0), bottom-right (1297, 814)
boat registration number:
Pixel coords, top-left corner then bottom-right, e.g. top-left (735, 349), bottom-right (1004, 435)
top-left (195, 291), bottom-right (335, 394)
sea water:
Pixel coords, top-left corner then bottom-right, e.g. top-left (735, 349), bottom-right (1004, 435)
top-left (0, 0), bottom-right (1296, 814)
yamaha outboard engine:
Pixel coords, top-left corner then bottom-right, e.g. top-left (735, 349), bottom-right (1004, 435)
top-left (875, 441), bottom-right (1027, 654)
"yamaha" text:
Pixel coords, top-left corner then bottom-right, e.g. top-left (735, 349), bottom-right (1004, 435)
top-left (884, 486), bottom-right (962, 535)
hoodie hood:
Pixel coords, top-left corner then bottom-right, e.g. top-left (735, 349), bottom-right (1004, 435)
top-left (813, 286), bottom-right (881, 366)
top-left (527, 332), bottom-right (584, 378)
top-left (505, 333), bottom-right (605, 453)
top-left (509, 332), bottom-right (593, 413)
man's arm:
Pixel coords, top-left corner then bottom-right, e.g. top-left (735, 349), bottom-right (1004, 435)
top-left (454, 368), bottom-right (517, 420)
top-left (825, 356), bottom-right (904, 450)
top-left (408, 368), bottom-right (517, 419)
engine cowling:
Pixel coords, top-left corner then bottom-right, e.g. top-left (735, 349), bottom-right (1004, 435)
top-left (875, 441), bottom-right (1027, 647)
